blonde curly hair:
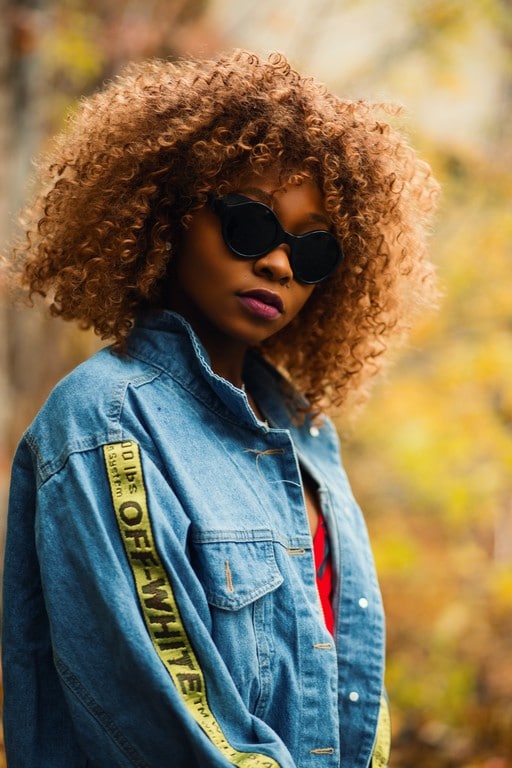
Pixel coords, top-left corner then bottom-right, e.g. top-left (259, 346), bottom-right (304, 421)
top-left (13, 49), bottom-right (439, 413)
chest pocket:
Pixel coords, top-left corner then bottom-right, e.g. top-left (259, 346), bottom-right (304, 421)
top-left (189, 530), bottom-right (285, 717)
top-left (190, 530), bottom-right (284, 610)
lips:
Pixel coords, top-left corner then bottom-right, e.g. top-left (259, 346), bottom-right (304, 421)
top-left (237, 289), bottom-right (284, 320)
top-left (238, 289), bottom-right (284, 312)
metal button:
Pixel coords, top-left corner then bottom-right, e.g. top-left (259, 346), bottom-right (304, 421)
top-left (349, 691), bottom-right (360, 702)
top-left (309, 425), bottom-right (320, 437)
top-left (358, 597), bottom-right (369, 609)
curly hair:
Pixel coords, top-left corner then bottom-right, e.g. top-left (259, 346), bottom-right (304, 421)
top-left (12, 49), bottom-right (439, 413)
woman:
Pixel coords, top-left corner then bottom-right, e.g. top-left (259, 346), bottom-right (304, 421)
top-left (2, 50), bottom-right (439, 768)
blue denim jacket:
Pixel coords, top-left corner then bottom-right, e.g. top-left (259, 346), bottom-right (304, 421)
top-left (3, 310), bottom-right (389, 768)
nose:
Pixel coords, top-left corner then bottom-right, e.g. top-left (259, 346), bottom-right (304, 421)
top-left (253, 244), bottom-right (293, 285)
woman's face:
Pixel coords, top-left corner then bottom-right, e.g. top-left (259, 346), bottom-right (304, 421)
top-left (166, 168), bottom-right (331, 357)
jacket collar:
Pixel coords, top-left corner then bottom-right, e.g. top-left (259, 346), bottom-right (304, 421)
top-left (127, 310), bottom-right (308, 430)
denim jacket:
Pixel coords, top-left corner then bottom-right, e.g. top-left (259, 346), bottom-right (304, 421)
top-left (3, 310), bottom-right (389, 768)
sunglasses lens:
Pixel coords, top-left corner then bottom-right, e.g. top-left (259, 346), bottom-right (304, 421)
top-left (215, 195), bottom-right (343, 284)
top-left (225, 203), bottom-right (278, 258)
top-left (292, 233), bottom-right (342, 284)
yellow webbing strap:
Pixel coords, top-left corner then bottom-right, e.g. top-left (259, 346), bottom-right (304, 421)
top-left (103, 440), bottom-right (281, 768)
top-left (372, 695), bottom-right (391, 768)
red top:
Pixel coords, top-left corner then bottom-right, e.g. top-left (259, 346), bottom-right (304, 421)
top-left (313, 514), bottom-right (334, 635)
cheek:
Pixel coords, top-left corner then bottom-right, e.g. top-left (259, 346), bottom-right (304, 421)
top-left (176, 233), bottom-right (227, 286)
top-left (290, 286), bottom-right (316, 318)
top-left (178, 210), bottom-right (229, 266)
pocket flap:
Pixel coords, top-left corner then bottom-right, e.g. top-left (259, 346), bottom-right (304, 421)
top-left (190, 531), bottom-right (284, 610)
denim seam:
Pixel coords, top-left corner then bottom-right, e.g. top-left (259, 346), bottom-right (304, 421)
top-left (54, 655), bottom-right (150, 768)
top-left (190, 528), bottom-right (311, 550)
top-left (26, 430), bottom-right (125, 486)
top-left (25, 370), bottom-right (160, 485)
top-left (253, 592), bottom-right (274, 720)
top-left (107, 379), bottom-right (130, 426)
top-left (205, 573), bottom-right (283, 610)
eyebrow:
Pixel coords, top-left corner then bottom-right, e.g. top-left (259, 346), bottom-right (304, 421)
top-left (238, 186), bottom-right (331, 228)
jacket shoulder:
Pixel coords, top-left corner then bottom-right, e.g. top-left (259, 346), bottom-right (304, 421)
top-left (23, 347), bottom-right (161, 484)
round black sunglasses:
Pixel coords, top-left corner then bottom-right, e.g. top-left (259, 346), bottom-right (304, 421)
top-left (210, 193), bottom-right (343, 284)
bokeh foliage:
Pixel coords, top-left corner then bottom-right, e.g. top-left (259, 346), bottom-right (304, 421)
top-left (343, 144), bottom-right (512, 765)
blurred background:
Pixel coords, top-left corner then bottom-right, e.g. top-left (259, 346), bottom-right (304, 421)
top-left (0, 0), bottom-right (511, 765)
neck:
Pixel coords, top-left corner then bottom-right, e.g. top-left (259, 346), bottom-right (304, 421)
top-left (164, 301), bottom-right (248, 388)
top-left (183, 314), bottom-right (248, 388)
top-left (206, 342), bottom-right (247, 389)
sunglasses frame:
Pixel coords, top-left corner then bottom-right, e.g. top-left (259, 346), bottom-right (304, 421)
top-left (210, 193), bottom-right (343, 285)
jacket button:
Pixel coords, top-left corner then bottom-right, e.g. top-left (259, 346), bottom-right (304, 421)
top-left (349, 691), bottom-right (360, 702)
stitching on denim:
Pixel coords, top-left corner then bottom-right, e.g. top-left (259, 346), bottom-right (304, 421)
top-left (54, 655), bottom-right (150, 768)
top-left (252, 595), bottom-right (273, 721)
top-left (107, 379), bottom-right (130, 426)
top-left (225, 560), bottom-right (235, 593)
top-left (243, 448), bottom-right (287, 476)
top-left (29, 431), bottom-right (125, 485)
top-left (127, 348), bottom-right (256, 430)
top-left (191, 529), bottom-right (311, 555)
top-left (27, 364), bottom-right (159, 483)
top-left (243, 448), bottom-right (285, 458)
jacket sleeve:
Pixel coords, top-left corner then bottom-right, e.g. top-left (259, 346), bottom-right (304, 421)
top-left (2, 438), bottom-right (296, 768)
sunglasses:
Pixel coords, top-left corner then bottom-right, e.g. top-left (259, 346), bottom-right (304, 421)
top-left (210, 193), bottom-right (343, 284)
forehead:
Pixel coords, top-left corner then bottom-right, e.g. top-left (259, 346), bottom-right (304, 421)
top-left (236, 166), bottom-right (314, 194)
top-left (235, 167), bottom-right (328, 220)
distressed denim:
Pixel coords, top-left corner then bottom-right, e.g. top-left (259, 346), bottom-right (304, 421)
top-left (3, 310), bottom-right (387, 768)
